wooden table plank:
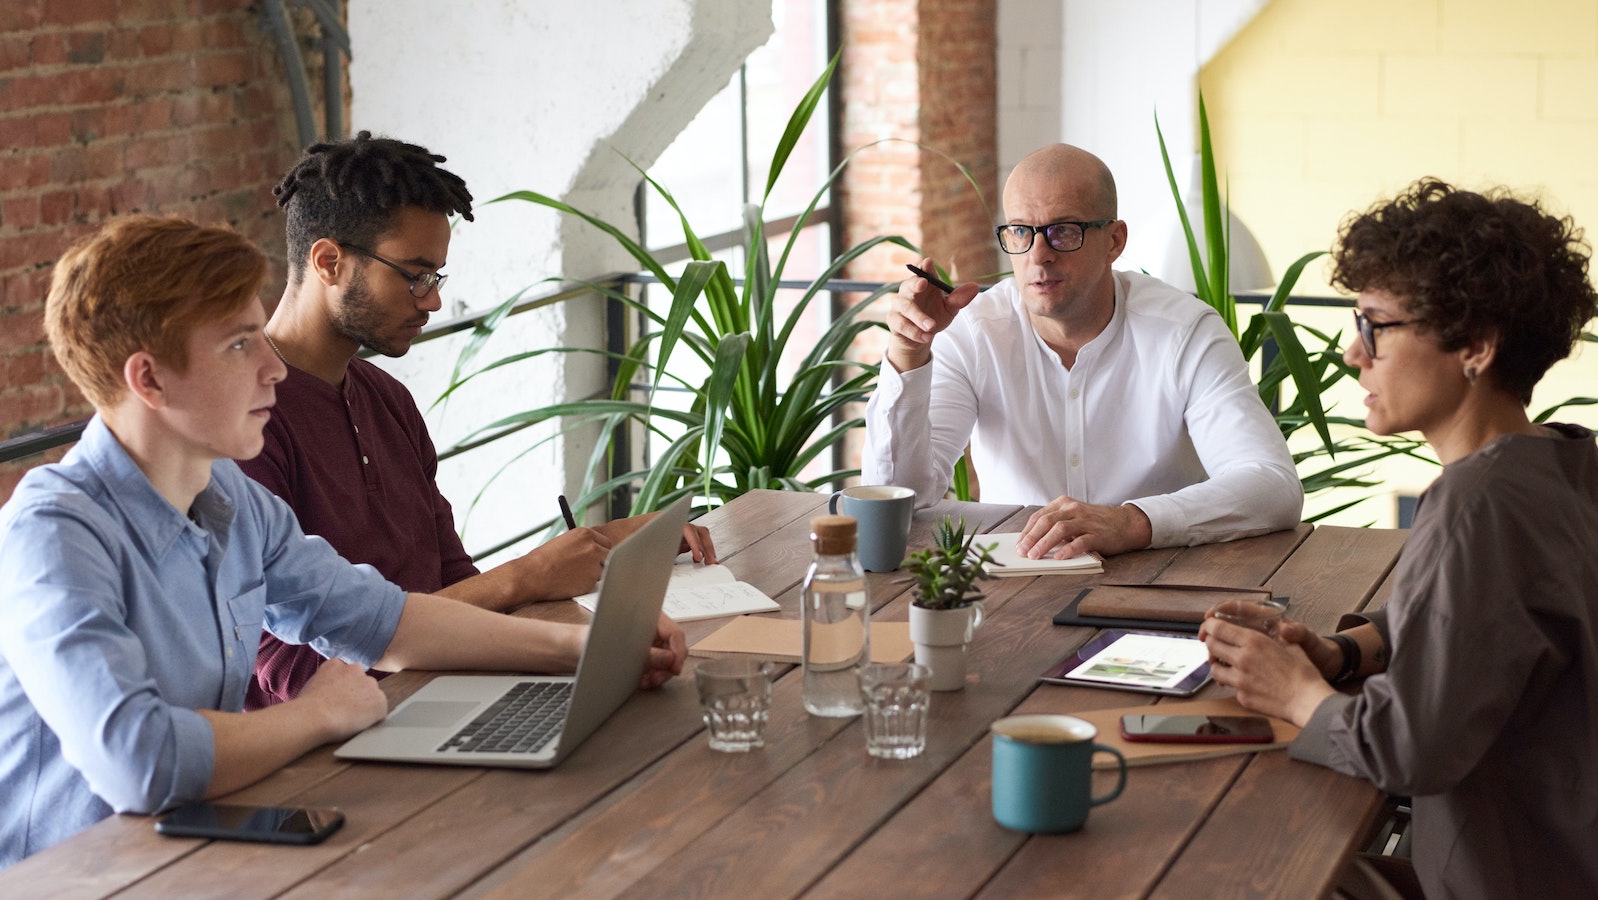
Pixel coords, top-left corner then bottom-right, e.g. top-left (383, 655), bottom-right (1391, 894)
top-left (1153, 524), bottom-right (1312, 587)
top-left (114, 765), bottom-right (482, 900)
top-left (810, 679), bottom-right (1237, 900)
top-left (595, 551), bottom-right (1183, 898)
top-left (0, 492), bottom-right (1406, 900)
top-left (0, 816), bottom-right (198, 900)
top-left (1147, 753), bottom-right (1384, 900)
top-left (455, 666), bottom-right (850, 900)
top-left (271, 683), bottom-right (703, 899)
top-left (1141, 524), bottom-right (1405, 898)
top-left (449, 510), bottom-right (1036, 897)
top-left (1263, 525), bottom-right (1407, 632)
top-left (818, 527), bottom-right (1317, 900)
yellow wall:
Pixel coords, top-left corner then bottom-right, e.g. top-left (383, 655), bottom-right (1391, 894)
top-left (1203, 0), bottom-right (1598, 525)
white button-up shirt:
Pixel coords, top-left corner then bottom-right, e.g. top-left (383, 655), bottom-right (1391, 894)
top-left (863, 271), bottom-right (1302, 547)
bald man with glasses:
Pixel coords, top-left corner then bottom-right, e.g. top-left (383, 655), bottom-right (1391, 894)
top-left (863, 143), bottom-right (1302, 559)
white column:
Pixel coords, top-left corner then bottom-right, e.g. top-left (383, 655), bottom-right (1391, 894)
top-left (346, 0), bottom-right (773, 559)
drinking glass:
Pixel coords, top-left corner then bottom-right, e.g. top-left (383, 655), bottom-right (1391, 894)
top-left (1208, 598), bottom-right (1288, 638)
top-left (695, 658), bottom-right (776, 752)
top-left (857, 662), bottom-right (931, 759)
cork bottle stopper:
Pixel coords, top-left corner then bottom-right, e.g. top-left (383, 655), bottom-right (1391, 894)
top-left (809, 515), bottom-right (857, 555)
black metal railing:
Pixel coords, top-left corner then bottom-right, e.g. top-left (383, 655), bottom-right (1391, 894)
top-left (0, 267), bottom-right (884, 557)
top-left (260, 0), bottom-right (349, 150)
top-left (1, 278), bottom-right (1360, 558)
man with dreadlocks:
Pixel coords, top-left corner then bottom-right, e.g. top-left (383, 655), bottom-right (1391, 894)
top-left (243, 132), bottom-right (710, 708)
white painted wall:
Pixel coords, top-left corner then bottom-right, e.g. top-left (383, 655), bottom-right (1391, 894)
top-left (997, 0), bottom-right (1267, 279)
top-left (348, 0), bottom-right (772, 562)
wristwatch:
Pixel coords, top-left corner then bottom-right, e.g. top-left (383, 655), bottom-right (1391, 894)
top-left (1327, 632), bottom-right (1361, 685)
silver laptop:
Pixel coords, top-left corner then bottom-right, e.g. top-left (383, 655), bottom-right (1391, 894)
top-left (335, 495), bottom-right (691, 769)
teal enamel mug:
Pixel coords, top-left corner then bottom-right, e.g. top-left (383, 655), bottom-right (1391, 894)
top-left (990, 714), bottom-right (1127, 833)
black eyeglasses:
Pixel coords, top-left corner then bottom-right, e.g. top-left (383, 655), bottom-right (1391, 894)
top-left (339, 243), bottom-right (447, 297)
top-left (1352, 310), bottom-right (1418, 358)
top-left (994, 219), bottom-right (1116, 255)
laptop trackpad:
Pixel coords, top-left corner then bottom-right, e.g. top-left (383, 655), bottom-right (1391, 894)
top-left (386, 701), bottom-right (479, 728)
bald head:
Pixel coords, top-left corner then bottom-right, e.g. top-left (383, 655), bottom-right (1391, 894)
top-left (1004, 144), bottom-right (1118, 220)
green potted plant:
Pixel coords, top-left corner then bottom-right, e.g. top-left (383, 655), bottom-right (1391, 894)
top-left (1156, 94), bottom-right (1436, 519)
top-left (434, 52), bottom-right (989, 521)
top-left (1158, 95), bottom-right (1597, 520)
top-left (901, 516), bottom-right (1000, 691)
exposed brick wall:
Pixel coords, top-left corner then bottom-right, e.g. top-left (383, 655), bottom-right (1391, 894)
top-left (0, 0), bottom-right (330, 503)
top-left (840, 0), bottom-right (999, 285)
top-left (838, 0), bottom-right (999, 473)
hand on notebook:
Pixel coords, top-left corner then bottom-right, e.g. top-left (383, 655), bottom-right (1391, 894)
top-left (678, 523), bottom-right (717, 565)
top-left (640, 613), bottom-right (687, 690)
top-left (1017, 496), bottom-right (1153, 560)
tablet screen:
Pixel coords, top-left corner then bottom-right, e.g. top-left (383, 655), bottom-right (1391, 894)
top-left (1040, 629), bottom-right (1213, 696)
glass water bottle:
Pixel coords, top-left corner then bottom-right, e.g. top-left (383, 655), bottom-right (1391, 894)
top-left (801, 515), bottom-right (870, 716)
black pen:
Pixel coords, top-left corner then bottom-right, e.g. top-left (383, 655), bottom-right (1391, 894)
top-left (557, 494), bottom-right (577, 530)
top-left (905, 263), bottom-right (955, 295)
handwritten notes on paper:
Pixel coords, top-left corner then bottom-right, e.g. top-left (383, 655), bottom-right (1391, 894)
top-left (573, 563), bottom-right (779, 622)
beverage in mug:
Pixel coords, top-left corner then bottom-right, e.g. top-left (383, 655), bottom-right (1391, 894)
top-left (990, 714), bottom-right (1127, 833)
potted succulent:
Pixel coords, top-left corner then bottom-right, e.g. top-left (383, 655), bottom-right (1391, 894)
top-left (902, 516), bottom-right (1000, 691)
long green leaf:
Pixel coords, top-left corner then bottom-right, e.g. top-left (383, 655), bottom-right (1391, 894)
top-left (652, 259), bottom-right (725, 400)
top-left (1196, 95), bottom-right (1230, 323)
top-left (1156, 111), bottom-right (1207, 304)
top-left (763, 50), bottom-right (839, 204)
top-left (701, 333), bottom-right (751, 506)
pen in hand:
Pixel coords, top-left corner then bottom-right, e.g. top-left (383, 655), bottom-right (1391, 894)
top-left (557, 494), bottom-right (578, 530)
top-left (906, 263), bottom-right (955, 295)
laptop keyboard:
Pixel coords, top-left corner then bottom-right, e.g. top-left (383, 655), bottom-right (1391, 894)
top-left (438, 681), bottom-right (572, 754)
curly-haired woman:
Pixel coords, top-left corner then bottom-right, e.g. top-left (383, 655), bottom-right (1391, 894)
top-left (1202, 179), bottom-right (1598, 899)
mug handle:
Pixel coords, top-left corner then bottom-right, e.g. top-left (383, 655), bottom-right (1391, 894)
top-left (828, 491), bottom-right (843, 514)
top-left (1090, 744), bottom-right (1128, 806)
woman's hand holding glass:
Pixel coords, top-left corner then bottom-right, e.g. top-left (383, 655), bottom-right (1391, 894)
top-left (1199, 612), bottom-right (1337, 727)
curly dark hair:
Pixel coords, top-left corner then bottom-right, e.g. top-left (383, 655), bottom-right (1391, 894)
top-left (1331, 178), bottom-right (1597, 404)
top-left (275, 131), bottom-right (474, 284)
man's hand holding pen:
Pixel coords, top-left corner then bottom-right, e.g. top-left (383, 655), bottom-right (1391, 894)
top-left (887, 257), bottom-right (981, 374)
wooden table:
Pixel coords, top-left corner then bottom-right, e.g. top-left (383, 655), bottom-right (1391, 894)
top-left (3, 490), bottom-right (1407, 899)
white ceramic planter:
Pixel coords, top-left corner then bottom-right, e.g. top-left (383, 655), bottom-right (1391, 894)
top-left (908, 602), bottom-right (984, 691)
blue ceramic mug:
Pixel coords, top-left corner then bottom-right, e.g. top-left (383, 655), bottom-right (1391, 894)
top-left (828, 485), bottom-right (915, 572)
top-left (990, 714), bottom-right (1127, 833)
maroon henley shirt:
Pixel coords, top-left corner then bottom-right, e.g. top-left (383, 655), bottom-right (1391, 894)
top-left (239, 358), bottom-right (478, 708)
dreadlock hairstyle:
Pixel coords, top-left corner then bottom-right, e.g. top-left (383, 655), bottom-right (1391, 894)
top-left (274, 131), bottom-right (474, 284)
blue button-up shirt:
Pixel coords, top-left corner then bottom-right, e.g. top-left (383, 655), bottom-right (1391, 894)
top-left (0, 416), bottom-right (406, 866)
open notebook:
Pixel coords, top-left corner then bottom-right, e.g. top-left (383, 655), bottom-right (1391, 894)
top-left (575, 563), bottom-right (777, 622)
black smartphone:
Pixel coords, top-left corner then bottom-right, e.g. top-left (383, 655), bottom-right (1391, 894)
top-left (154, 803), bottom-right (345, 845)
top-left (1119, 714), bottom-right (1275, 744)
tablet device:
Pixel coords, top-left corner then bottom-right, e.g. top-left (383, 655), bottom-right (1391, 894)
top-left (1039, 629), bottom-right (1212, 697)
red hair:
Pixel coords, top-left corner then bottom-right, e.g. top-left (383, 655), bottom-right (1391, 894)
top-left (45, 216), bottom-right (267, 408)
